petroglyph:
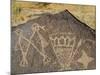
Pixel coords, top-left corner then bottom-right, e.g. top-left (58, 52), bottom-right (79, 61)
top-left (76, 39), bottom-right (95, 69)
top-left (77, 50), bottom-right (94, 69)
top-left (15, 29), bottom-right (29, 67)
top-left (11, 9), bottom-right (96, 74)
top-left (14, 26), bottom-right (95, 69)
top-left (14, 23), bottom-right (51, 67)
top-left (49, 32), bottom-right (95, 70)
top-left (49, 33), bottom-right (78, 70)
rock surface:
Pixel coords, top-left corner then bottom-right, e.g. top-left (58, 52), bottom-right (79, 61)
top-left (11, 10), bottom-right (96, 74)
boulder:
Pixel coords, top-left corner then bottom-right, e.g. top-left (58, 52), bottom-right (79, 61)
top-left (11, 10), bottom-right (96, 74)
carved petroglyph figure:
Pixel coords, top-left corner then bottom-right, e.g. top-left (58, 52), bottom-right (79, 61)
top-left (31, 23), bottom-right (51, 65)
top-left (49, 32), bottom-right (95, 70)
top-left (49, 33), bottom-right (82, 70)
top-left (77, 39), bottom-right (95, 69)
top-left (15, 23), bottom-right (50, 67)
top-left (77, 50), bottom-right (94, 69)
top-left (14, 23), bottom-right (95, 68)
top-left (15, 29), bottom-right (29, 67)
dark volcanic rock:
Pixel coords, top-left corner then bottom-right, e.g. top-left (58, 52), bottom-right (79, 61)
top-left (11, 10), bottom-right (96, 74)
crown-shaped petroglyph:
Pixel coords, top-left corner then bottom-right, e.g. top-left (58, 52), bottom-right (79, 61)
top-left (49, 33), bottom-right (76, 48)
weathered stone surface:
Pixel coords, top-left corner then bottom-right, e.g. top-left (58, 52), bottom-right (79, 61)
top-left (11, 10), bottom-right (96, 74)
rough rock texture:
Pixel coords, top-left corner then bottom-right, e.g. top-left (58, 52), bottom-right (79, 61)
top-left (11, 10), bottom-right (96, 74)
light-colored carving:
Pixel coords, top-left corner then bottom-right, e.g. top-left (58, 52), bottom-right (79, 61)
top-left (49, 33), bottom-right (80, 70)
top-left (49, 32), bottom-right (95, 70)
top-left (76, 39), bottom-right (95, 69)
top-left (77, 50), bottom-right (94, 69)
top-left (31, 23), bottom-right (51, 65)
top-left (15, 23), bottom-right (50, 67)
top-left (14, 24), bottom-right (95, 68)
top-left (15, 29), bottom-right (29, 67)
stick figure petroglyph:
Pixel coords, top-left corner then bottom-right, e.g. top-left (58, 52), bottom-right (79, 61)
top-left (14, 23), bottom-right (95, 69)
top-left (15, 29), bottom-right (29, 67)
top-left (31, 23), bottom-right (51, 65)
top-left (15, 23), bottom-right (51, 67)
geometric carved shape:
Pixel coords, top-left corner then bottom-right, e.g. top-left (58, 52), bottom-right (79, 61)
top-left (77, 50), bottom-right (94, 69)
top-left (49, 33), bottom-right (77, 70)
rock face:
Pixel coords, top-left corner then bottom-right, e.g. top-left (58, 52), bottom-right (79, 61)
top-left (11, 10), bottom-right (96, 74)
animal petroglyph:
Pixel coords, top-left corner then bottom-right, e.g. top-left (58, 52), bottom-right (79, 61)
top-left (15, 23), bottom-right (51, 67)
